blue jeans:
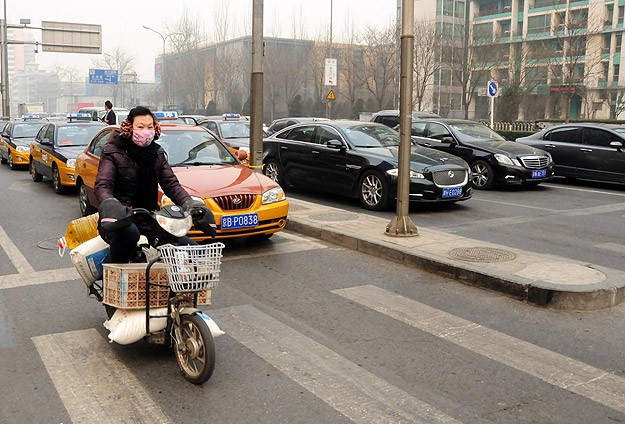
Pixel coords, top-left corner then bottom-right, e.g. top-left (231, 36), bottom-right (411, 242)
top-left (101, 223), bottom-right (196, 263)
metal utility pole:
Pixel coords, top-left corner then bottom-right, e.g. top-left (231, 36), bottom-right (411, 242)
top-left (2, 0), bottom-right (10, 117)
top-left (143, 26), bottom-right (180, 109)
top-left (385, 0), bottom-right (418, 237)
top-left (249, 0), bottom-right (264, 172)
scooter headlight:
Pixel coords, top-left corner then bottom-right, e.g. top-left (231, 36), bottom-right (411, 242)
top-left (155, 214), bottom-right (193, 237)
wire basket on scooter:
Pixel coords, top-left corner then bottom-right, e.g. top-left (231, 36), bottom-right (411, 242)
top-left (157, 243), bottom-right (225, 293)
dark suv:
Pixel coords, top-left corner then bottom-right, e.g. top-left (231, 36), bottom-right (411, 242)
top-left (370, 110), bottom-right (440, 129)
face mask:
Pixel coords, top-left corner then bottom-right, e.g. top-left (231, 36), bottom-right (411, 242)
top-left (132, 129), bottom-right (155, 147)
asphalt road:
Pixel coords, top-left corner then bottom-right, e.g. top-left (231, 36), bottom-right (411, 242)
top-left (286, 177), bottom-right (625, 273)
top-left (2, 167), bottom-right (625, 423)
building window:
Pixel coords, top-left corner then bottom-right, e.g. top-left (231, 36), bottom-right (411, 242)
top-left (527, 14), bottom-right (551, 35)
top-left (455, 1), bottom-right (465, 19)
top-left (614, 65), bottom-right (620, 82)
top-left (619, 6), bottom-right (624, 25)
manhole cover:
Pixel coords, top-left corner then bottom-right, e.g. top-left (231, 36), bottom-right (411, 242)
top-left (309, 212), bottom-right (360, 222)
top-left (449, 247), bottom-right (516, 263)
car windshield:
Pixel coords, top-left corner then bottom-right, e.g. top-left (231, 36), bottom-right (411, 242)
top-left (344, 124), bottom-right (400, 147)
top-left (449, 122), bottom-right (506, 142)
top-left (158, 130), bottom-right (238, 166)
top-left (13, 123), bottom-right (46, 138)
top-left (611, 127), bottom-right (625, 136)
top-left (218, 121), bottom-right (250, 139)
top-left (57, 125), bottom-right (103, 146)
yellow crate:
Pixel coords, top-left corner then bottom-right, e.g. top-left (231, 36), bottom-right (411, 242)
top-left (103, 263), bottom-right (211, 309)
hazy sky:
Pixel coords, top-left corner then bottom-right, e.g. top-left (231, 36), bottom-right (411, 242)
top-left (7, 0), bottom-right (397, 82)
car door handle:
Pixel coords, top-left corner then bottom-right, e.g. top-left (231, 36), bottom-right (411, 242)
top-left (280, 146), bottom-right (288, 150)
top-left (580, 148), bottom-right (593, 152)
top-left (311, 150), bottom-right (320, 154)
top-left (543, 144), bottom-right (556, 148)
top-left (422, 143), bottom-right (432, 147)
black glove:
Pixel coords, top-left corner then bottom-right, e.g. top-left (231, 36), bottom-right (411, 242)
top-left (182, 199), bottom-right (217, 237)
top-left (99, 198), bottom-right (131, 231)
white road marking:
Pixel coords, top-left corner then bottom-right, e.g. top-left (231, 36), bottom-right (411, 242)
top-left (595, 242), bottom-right (625, 254)
top-left (212, 304), bottom-right (460, 424)
top-left (333, 285), bottom-right (625, 415)
top-left (0, 224), bottom-right (34, 273)
top-left (32, 329), bottom-right (172, 424)
top-left (0, 267), bottom-right (79, 290)
top-left (545, 183), bottom-right (625, 197)
top-left (0, 233), bottom-right (325, 291)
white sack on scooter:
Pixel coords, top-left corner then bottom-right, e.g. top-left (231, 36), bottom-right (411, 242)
top-left (70, 236), bottom-right (110, 287)
top-left (104, 308), bottom-right (168, 345)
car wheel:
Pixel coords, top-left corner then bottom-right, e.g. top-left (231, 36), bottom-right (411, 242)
top-left (78, 180), bottom-right (96, 216)
top-left (471, 160), bottom-right (495, 190)
top-left (0, 153), bottom-right (6, 164)
top-left (263, 159), bottom-right (285, 186)
top-left (30, 159), bottom-right (43, 182)
top-left (359, 170), bottom-right (390, 211)
top-left (52, 165), bottom-right (66, 194)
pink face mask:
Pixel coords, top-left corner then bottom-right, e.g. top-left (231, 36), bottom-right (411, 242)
top-left (132, 129), bottom-right (155, 147)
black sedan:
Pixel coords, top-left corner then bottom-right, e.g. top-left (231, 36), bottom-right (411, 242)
top-left (262, 121), bottom-right (472, 211)
top-left (515, 123), bottom-right (625, 184)
top-left (411, 119), bottom-right (554, 189)
top-left (29, 119), bottom-right (106, 193)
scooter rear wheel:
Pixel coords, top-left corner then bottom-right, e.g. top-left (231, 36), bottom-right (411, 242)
top-left (175, 314), bottom-right (215, 384)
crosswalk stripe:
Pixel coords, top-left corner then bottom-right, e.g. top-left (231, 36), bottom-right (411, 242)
top-left (0, 233), bottom-right (324, 291)
top-left (0, 267), bottom-right (79, 290)
top-left (212, 304), bottom-right (460, 424)
top-left (333, 285), bottom-right (625, 414)
top-left (32, 329), bottom-right (172, 424)
top-left (0, 224), bottom-right (35, 273)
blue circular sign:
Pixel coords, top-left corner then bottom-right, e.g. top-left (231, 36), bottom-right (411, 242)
top-left (488, 81), bottom-right (498, 97)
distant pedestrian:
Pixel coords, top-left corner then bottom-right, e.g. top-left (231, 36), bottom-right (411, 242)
top-left (103, 100), bottom-right (117, 125)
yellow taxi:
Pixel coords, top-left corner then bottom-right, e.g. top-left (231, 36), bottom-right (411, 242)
top-left (0, 116), bottom-right (48, 170)
top-left (75, 117), bottom-right (288, 241)
top-left (29, 114), bottom-right (106, 193)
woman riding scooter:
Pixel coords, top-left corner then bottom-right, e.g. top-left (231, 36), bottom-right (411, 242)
top-left (94, 105), bottom-right (216, 258)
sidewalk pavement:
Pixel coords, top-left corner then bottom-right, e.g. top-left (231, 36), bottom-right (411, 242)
top-left (285, 198), bottom-right (625, 311)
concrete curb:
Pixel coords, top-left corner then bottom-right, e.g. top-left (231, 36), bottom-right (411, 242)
top-left (285, 218), bottom-right (625, 311)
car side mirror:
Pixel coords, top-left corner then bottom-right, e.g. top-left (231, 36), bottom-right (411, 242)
top-left (441, 136), bottom-right (456, 145)
top-left (236, 149), bottom-right (248, 161)
top-left (610, 141), bottom-right (623, 150)
top-left (40, 138), bottom-right (53, 146)
top-left (326, 139), bottom-right (344, 149)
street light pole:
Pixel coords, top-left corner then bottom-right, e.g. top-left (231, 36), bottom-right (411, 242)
top-left (143, 26), bottom-right (179, 109)
top-left (2, 0), bottom-right (10, 117)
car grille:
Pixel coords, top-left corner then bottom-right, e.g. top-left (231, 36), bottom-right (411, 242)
top-left (213, 194), bottom-right (257, 211)
top-left (520, 156), bottom-right (548, 169)
top-left (432, 169), bottom-right (468, 187)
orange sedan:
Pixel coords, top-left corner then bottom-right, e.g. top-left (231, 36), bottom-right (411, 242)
top-left (75, 123), bottom-right (289, 241)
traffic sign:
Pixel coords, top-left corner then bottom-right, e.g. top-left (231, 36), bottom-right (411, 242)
top-left (89, 69), bottom-right (118, 85)
top-left (324, 58), bottom-right (337, 86)
top-left (326, 90), bottom-right (336, 100)
top-left (487, 80), bottom-right (499, 97)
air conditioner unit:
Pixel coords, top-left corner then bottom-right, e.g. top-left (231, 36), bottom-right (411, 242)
top-left (504, 5), bottom-right (512, 11)
top-left (502, 54), bottom-right (510, 60)
top-left (557, 23), bottom-right (566, 30)
top-left (503, 30), bottom-right (511, 36)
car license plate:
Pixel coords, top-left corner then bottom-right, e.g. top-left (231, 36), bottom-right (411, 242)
top-left (442, 187), bottom-right (463, 198)
top-left (221, 213), bottom-right (259, 229)
top-left (531, 169), bottom-right (547, 178)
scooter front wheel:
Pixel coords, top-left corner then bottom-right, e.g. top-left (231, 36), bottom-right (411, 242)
top-left (174, 314), bottom-right (215, 384)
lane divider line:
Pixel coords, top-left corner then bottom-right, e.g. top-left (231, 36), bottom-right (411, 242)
top-left (0, 224), bottom-right (34, 274)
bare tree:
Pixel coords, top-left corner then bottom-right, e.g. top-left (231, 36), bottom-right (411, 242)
top-left (338, 14), bottom-right (366, 118)
top-left (91, 47), bottom-right (136, 108)
top-left (214, 0), bottom-right (231, 42)
top-left (413, 19), bottom-right (437, 111)
top-left (359, 23), bottom-right (398, 110)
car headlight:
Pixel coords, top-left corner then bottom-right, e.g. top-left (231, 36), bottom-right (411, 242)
top-left (16, 146), bottom-right (29, 153)
top-left (262, 186), bottom-right (286, 204)
top-left (494, 154), bottom-right (521, 166)
top-left (66, 159), bottom-right (76, 168)
top-left (386, 168), bottom-right (425, 179)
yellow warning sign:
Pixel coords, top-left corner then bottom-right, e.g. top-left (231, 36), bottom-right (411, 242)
top-left (326, 90), bottom-right (336, 100)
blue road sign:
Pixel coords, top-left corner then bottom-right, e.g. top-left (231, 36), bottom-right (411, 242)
top-left (487, 80), bottom-right (498, 97)
top-left (89, 68), bottom-right (118, 85)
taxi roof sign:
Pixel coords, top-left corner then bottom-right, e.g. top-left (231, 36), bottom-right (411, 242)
top-left (66, 113), bottom-right (92, 122)
top-left (22, 114), bottom-right (41, 120)
top-left (222, 113), bottom-right (241, 120)
top-left (154, 111), bottom-right (178, 120)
